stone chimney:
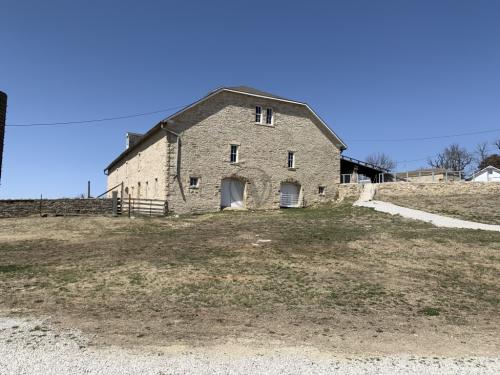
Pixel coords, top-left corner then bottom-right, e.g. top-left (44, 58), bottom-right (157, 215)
top-left (126, 132), bottom-right (143, 150)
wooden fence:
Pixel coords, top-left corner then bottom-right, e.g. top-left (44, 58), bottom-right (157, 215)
top-left (118, 197), bottom-right (167, 217)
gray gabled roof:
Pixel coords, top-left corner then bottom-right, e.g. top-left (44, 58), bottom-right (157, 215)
top-left (226, 86), bottom-right (292, 101)
top-left (105, 86), bottom-right (347, 172)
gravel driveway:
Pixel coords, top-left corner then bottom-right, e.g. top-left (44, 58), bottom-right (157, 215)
top-left (1, 317), bottom-right (499, 375)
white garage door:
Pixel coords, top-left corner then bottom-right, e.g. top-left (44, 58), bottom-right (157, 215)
top-left (221, 179), bottom-right (245, 209)
top-left (280, 183), bottom-right (300, 208)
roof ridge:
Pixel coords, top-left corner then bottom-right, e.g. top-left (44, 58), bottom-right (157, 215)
top-left (225, 85), bottom-right (292, 102)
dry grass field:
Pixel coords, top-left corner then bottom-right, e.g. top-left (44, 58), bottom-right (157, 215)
top-left (376, 191), bottom-right (500, 225)
top-left (0, 204), bottom-right (499, 356)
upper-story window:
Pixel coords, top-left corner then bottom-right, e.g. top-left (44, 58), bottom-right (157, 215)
top-left (230, 144), bottom-right (239, 163)
top-left (255, 106), bottom-right (274, 125)
top-left (255, 106), bottom-right (262, 123)
top-left (265, 108), bottom-right (273, 124)
top-left (287, 151), bottom-right (295, 168)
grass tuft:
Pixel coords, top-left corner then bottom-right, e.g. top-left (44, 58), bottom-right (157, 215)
top-left (418, 307), bottom-right (441, 316)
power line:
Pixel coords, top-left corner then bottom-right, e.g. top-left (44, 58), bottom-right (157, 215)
top-left (347, 128), bottom-right (500, 142)
top-left (395, 156), bottom-right (430, 164)
top-left (7, 104), bottom-right (500, 144)
top-left (6, 104), bottom-right (188, 127)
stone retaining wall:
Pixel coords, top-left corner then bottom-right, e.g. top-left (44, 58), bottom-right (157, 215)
top-left (337, 184), bottom-right (364, 201)
top-left (0, 198), bottom-right (114, 218)
top-left (375, 182), bottom-right (500, 199)
top-left (338, 181), bottom-right (500, 202)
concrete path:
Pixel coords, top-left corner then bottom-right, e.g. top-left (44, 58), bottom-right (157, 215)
top-left (354, 184), bottom-right (500, 232)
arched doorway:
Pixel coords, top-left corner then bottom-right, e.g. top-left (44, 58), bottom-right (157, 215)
top-left (221, 178), bottom-right (246, 209)
top-left (280, 182), bottom-right (301, 208)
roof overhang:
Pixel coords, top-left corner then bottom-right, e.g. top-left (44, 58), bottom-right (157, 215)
top-left (340, 155), bottom-right (389, 173)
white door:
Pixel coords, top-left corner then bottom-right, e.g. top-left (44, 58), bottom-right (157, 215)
top-left (280, 183), bottom-right (300, 208)
top-left (221, 179), bottom-right (245, 209)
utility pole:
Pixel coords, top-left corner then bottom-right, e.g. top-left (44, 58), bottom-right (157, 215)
top-left (0, 91), bottom-right (7, 184)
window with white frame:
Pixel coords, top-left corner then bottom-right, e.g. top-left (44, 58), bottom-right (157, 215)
top-left (265, 108), bottom-right (273, 124)
top-left (189, 177), bottom-right (199, 188)
top-left (287, 151), bottom-right (295, 168)
top-left (255, 106), bottom-right (262, 123)
top-left (230, 144), bottom-right (239, 163)
top-left (318, 186), bottom-right (326, 195)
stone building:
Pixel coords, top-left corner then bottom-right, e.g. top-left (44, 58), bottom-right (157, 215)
top-left (105, 86), bottom-right (346, 214)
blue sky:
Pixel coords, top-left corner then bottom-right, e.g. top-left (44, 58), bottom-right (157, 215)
top-left (1, 0), bottom-right (499, 198)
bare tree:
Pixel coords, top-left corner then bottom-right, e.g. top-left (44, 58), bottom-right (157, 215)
top-left (479, 154), bottom-right (500, 170)
top-left (495, 139), bottom-right (500, 150)
top-left (365, 152), bottom-right (396, 171)
top-left (427, 143), bottom-right (473, 171)
top-left (474, 141), bottom-right (490, 167)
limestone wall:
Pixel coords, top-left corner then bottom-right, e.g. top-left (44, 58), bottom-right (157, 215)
top-left (106, 130), bottom-right (168, 200)
top-left (375, 182), bottom-right (500, 199)
top-left (164, 91), bottom-right (342, 214)
top-left (337, 184), bottom-right (364, 201)
top-left (337, 182), bottom-right (500, 203)
top-left (0, 198), bottom-right (113, 218)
